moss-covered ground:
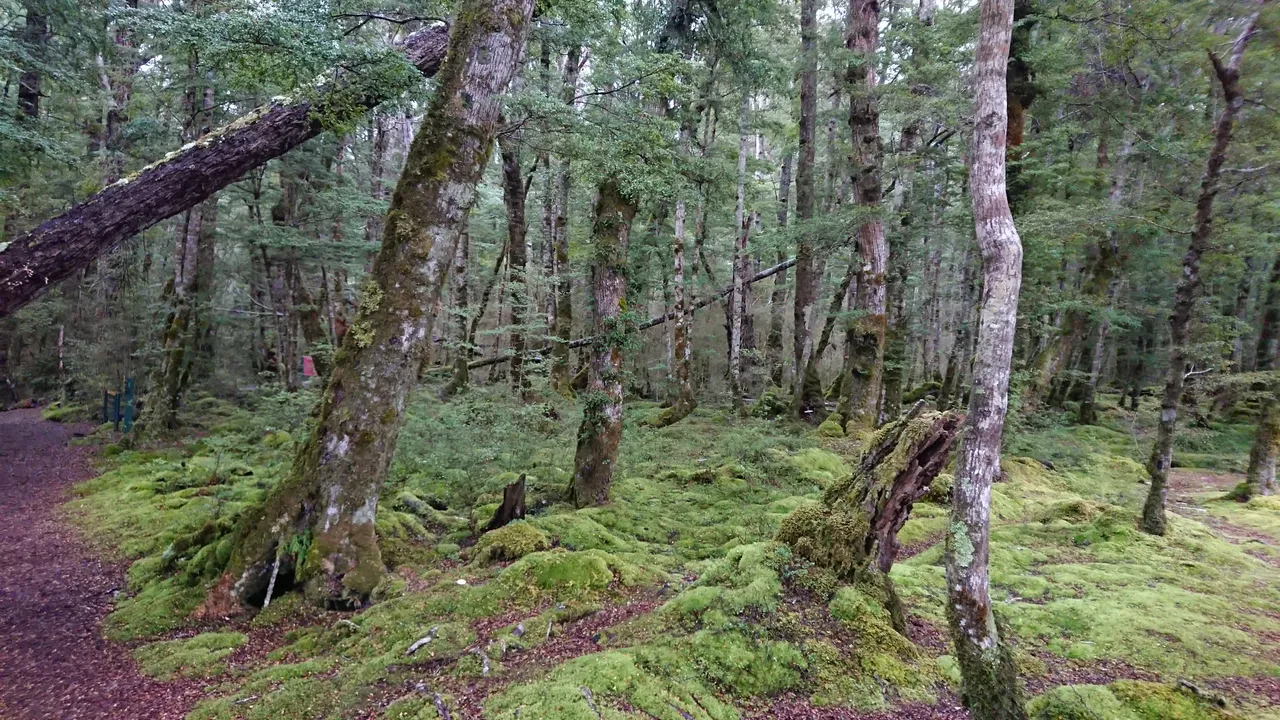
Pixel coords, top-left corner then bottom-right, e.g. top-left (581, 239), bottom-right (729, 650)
top-left (65, 387), bottom-right (1280, 719)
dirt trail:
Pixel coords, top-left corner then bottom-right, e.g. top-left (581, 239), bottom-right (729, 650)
top-left (0, 409), bottom-right (200, 720)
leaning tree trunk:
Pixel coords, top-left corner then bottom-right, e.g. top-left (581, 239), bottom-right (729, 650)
top-left (793, 0), bottom-right (823, 421)
top-left (1143, 15), bottom-right (1259, 535)
top-left (0, 25), bottom-right (450, 318)
top-left (836, 0), bottom-right (887, 432)
top-left (945, 1), bottom-right (1028, 716)
top-left (569, 179), bottom-right (638, 508)
top-left (210, 0), bottom-right (533, 610)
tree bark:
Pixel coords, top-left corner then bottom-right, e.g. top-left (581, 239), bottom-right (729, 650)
top-left (549, 47), bottom-right (583, 396)
top-left (767, 153), bottom-right (793, 388)
top-left (836, 0), bottom-right (887, 431)
top-left (793, 0), bottom-right (823, 420)
top-left (1143, 16), bottom-right (1259, 536)
top-left (730, 93), bottom-right (751, 410)
top-left (1256, 254), bottom-right (1280, 373)
top-left (650, 129), bottom-right (698, 428)
top-left (945, 1), bottom-right (1028, 716)
top-left (500, 138), bottom-right (531, 398)
top-left (569, 179), bottom-right (638, 508)
top-left (1244, 254), bottom-right (1280, 500)
top-left (443, 234), bottom-right (471, 397)
top-left (0, 25), bottom-right (450, 318)
top-left (212, 0), bottom-right (532, 610)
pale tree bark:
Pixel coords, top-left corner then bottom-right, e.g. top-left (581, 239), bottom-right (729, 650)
top-left (944, 0), bottom-right (1028, 716)
top-left (767, 153), bottom-right (793, 387)
top-left (550, 47), bottom-right (583, 396)
top-left (836, 0), bottom-right (887, 431)
top-left (0, 26), bottom-right (450, 318)
top-left (793, 0), bottom-right (823, 420)
top-left (1143, 15), bottom-right (1260, 535)
top-left (730, 93), bottom-right (751, 410)
top-left (569, 179), bottom-right (638, 508)
top-left (211, 0), bottom-right (534, 610)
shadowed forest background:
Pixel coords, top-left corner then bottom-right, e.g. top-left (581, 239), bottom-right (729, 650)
top-left (0, 0), bottom-right (1278, 718)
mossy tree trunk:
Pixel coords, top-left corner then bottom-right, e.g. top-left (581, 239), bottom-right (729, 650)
top-left (500, 137), bottom-right (531, 399)
top-left (945, 1), bottom-right (1028, 716)
top-left (213, 0), bottom-right (534, 610)
top-left (837, 0), bottom-right (887, 432)
top-left (1244, 254), bottom-right (1280, 500)
top-left (1144, 16), bottom-right (1258, 535)
top-left (792, 0), bottom-right (823, 421)
top-left (569, 179), bottom-right (638, 508)
top-left (443, 233), bottom-right (471, 397)
top-left (651, 148), bottom-right (697, 428)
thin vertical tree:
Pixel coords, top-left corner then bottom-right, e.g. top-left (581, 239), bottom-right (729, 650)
top-left (792, 0), bottom-right (822, 419)
top-left (1143, 14), bottom-right (1261, 535)
top-left (944, 0), bottom-right (1028, 715)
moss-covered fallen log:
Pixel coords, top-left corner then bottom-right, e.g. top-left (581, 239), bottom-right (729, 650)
top-left (0, 25), bottom-right (449, 318)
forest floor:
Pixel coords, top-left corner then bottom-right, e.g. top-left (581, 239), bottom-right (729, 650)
top-left (4, 387), bottom-right (1280, 720)
top-left (0, 409), bottom-right (202, 720)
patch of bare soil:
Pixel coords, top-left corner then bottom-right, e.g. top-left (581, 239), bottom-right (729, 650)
top-left (0, 410), bottom-right (202, 720)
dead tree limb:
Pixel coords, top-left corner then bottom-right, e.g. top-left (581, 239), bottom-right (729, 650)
top-left (0, 25), bottom-right (450, 317)
top-left (444, 257), bottom-right (796, 373)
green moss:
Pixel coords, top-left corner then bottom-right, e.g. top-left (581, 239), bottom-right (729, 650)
top-left (1029, 682), bottom-right (1241, 720)
top-left (41, 402), bottom-right (89, 423)
top-left (815, 413), bottom-right (846, 438)
top-left (104, 577), bottom-right (204, 641)
top-left (134, 631), bottom-right (247, 680)
top-left (473, 521), bottom-right (552, 563)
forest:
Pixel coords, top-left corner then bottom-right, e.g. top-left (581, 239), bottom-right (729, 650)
top-left (0, 0), bottom-right (1277, 718)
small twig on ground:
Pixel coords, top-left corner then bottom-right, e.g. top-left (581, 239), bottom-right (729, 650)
top-left (405, 626), bottom-right (439, 656)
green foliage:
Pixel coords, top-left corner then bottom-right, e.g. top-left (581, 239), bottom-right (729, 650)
top-left (1029, 682), bottom-right (1242, 720)
top-left (472, 521), bottom-right (552, 563)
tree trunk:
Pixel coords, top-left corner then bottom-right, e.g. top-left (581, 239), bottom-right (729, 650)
top-left (443, 234), bottom-right (471, 397)
top-left (766, 153), bottom-right (793, 387)
top-left (550, 47), bottom-right (583, 396)
top-left (730, 94), bottom-right (751, 410)
top-left (500, 138), bottom-right (531, 399)
top-left (1243, 254), bottom-right (1280, 500)
top-left (212, 0), bottom-right (533, 610)
top-left (569, 179), bottom-right (638, 508)
top-left (0, 25), bottom-right (450, 318)
top-left (1143, 16), bottom-right (1259, 536)
top-left (836, 0), bottom-right (887, 431)
top-left (945, 1), bottom-right (1028, 716)
top-left (793, 0), bottom-right (823, 420)
top-left (650, 129), bottom-right (698, 428)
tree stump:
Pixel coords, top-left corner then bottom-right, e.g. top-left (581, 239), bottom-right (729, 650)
top-left (777, 402), bottom-right (963, 630)
top-left (485, 474), bottom-right (527, 532)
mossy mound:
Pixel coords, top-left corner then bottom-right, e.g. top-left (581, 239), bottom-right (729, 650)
top-left (134, 631), bottom-right (247, 680)
top-left (472, 521), bottom-right (551, 563)
top-left (922, 472), bottom-right (953, 504)
top-left (41, 401), bottom-right (90, 423)
top-left (750, 385), bottom-right (791, 419)
top-left (815, 412), bottom-right (845, 437)
top-left (1029, 681), bottom-right (1240, 720)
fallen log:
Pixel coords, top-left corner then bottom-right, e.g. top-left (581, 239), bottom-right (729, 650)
top-left (0, 24), bottom-right (450, 318)
top-left (777, 401), bottom-right (963, 631)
